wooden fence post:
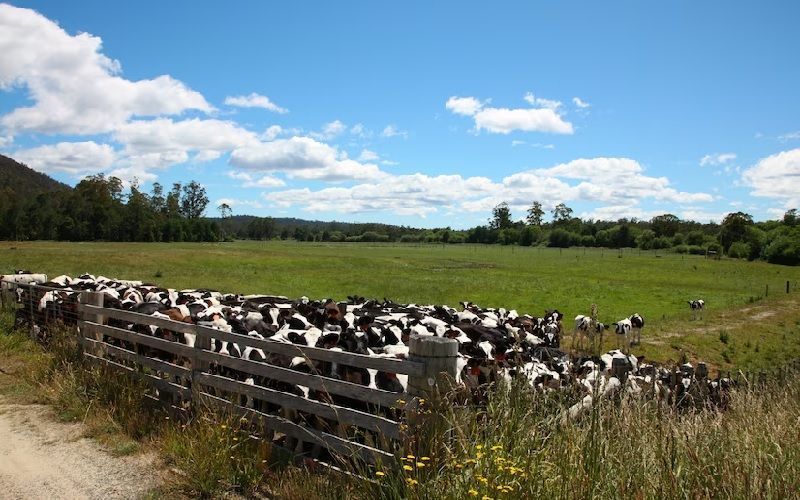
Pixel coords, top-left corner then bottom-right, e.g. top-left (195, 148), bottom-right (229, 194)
top-left (81, 291), bottom-right (105, 356)
top-left (408, 335), bottom-right (459, 398)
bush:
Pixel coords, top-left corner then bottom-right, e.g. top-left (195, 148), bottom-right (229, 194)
top-left (763, 234), bottom-right (800, 265)
top-left (548, 228), bottom-right (578, 248)
top-left (728, 241), bottom-right (750, 259)
top-left (688, 245), bottom-right (706, 255)
top-left (686, 231), bottom-right (705, 246)
top-left (673, 244), bottom-right (689, 254)
top-left (653, 236), bottom-right (672, 249)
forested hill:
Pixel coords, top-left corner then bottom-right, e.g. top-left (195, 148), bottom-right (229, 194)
top-left (0, 155), bottom-right (71, 194)
top-left (208, 215), bottom-right (424, 241)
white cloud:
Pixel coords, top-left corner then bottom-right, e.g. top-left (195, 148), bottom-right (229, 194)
top-left (309, 120), bottom-right (347, 140)
top-left (700, 153), bottom-right (736, 167)
top-left (680, 209), bottom-right (727, 223)
top-left (0, 4), bottom-right (211, 135)
top-left (475, 107), bottom-right (573, 134)
top-left (381, 124), bottom-right (408, 138)
top-left (0, 134), bottom-right (12, 148)
top-left (741, 148), bottom-right (800, 208)
top-left (265, 156), bottom-right (713, 221)
top-left (114, 117), bottom-right (257, 161)
top-left (445, 96), bottom-right (484, 116)
top-left (350, 123), bottom-right (372, 138)
top-left (262, 125), bottom-right (283, 141)
top-left (358, 149), bottom-right (380, 162)
top-left (523, 92), bottom-right (561, 110)
top-left (13, 141), bottom-right (116, 176)
top-left (529, 157), bottom-right (713, 204)
top-left (580, 205), bottom-right (661, 222)
top-left (447, 95), bottom-right (573, 135)
top-left (511, 140), bottom-right (526, 147)
top-left (230, 136), bottom-right (386, 182)
top-left (268, 173), bottom-right (498, 217)
top-left (227, 171), bottom-right (286, 189)
top-left (215, 198), bottom-right (265, 210)
top-left (224, 93), bottom-right (287, 113)
top-left (572, 97), bottom-right (591, 109)
top-left (778, 131), bottom-right (800, 142)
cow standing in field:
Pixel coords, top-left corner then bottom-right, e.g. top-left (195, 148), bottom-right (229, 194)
top-left (629, 313), bottom-right (644, 346)
top-left (613, 318), bottom-right (632, 352)
top-left (688, 299), bottom-right (705, 320)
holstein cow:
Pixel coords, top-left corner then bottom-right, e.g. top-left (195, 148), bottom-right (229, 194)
top-left (688, 299), bottom-right (705, 320)
top-left (629, 313), bottom-right (644, 346)
top-left (613, 318), bottom-right (632, 352)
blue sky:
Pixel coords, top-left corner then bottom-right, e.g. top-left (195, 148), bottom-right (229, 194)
top-left (1, 1), bottom-right (799, 228)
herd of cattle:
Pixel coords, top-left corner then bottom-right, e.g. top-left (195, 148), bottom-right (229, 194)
top-left (2, 271), bottom-right (728, 421)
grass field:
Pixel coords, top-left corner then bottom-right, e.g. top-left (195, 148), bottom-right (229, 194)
top-left (4, 240), bottom-right (800, 370)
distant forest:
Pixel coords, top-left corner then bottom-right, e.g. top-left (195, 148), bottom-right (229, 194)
top-left (2, 155), bottom-right (799, 265)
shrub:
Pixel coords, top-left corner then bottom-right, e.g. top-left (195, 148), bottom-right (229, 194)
top-left (728, 241), bottom-right (750, 259)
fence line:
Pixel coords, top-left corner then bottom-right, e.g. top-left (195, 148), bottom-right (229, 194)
top-left (4, 281), bottom-right (458, 470)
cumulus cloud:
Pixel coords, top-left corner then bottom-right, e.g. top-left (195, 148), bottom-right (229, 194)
top-left (309, 120), bottom-right (347, 140)
top-left (741, 148), bottom-right (800, 208)
top-left (224, 93), bottom-right (287, 113)
top-left (0, 4), bottom-right (211, 135)
top-left (778, 131), bottom-right (800, 142)
top-left (227, 171), bottom-right (285, 189)
top-left (446, 94), bottom-right (573, 135)
top-left (358, 149), bottom-right (380, 162)
top-left (700, 153), bottom-right (736, 167)
top-left (215, 197), bottom-right (265, 210)
top-left (230, 136), bottom-right (386, 182)
top-left (572, 97), bottom-right (591, 109)
top-left (523, 92), bottom-right (561, 110)
top-left (381, 124), bottom-right (408, 138)
top-left (13, 141), bottom-right (116, 176)
top-left (262, 125), bottom-right (283, 141)
top-left (268, 173), bottom-right (498, 217)
top-left (113, 118), bottom-right (258, 165)
top-left (445, 96), bottom-right (484, 116)
top-left (350, 123), bottom-right (372, 138)
top-left (265, 156), bottom-right (713, 220)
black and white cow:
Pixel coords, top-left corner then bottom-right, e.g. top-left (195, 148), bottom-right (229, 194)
top-left (688, 299), bottom-right (705, 320)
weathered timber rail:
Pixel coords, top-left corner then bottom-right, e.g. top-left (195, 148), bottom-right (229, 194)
top-left (2, 281), bottom-right (459, 470)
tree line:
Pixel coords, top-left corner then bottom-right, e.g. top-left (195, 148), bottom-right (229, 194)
top-left (2, 167), bottom-right (799, 265)
top-left (0, 174), bottom-right (218, 242)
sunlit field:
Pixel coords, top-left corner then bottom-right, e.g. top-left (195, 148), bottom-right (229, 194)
top-left (4, 240), bottom-right (800, 369)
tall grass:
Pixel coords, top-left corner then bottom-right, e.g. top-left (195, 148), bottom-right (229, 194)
top-left (349, 376), bottom-right (800, 499)
top-left (3, 298), bottom-right (799, 498)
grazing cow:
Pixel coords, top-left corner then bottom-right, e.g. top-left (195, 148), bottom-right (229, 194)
top-left (613, 318), bottom-right (632, 352)
top-left (688, 299), bottom-right (705, 320)
top-left (629, 313), bottom-right (644, 346)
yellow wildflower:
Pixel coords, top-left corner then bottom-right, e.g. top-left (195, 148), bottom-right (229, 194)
top-left (468, 490), bottom-right (478, 497)
top-left (375, 471), bottom-right (386, 477)
top-left (421, 456), bottom-right (431, 461)
top-left (491, 445), bottom-right (502, 451)
top-left (416, 462), bottom-right (426, 468)
top-left (403, 465), bottom-right (413, 471)
top-left (406, 478), bottom-right (418, 486)
top-left (476, 444), bottom-right (483, 450)
top-left (407, 454), bottom-right (415, 459)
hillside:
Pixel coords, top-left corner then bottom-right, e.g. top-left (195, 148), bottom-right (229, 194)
top-left (0, 155), bottom-right (71, 195)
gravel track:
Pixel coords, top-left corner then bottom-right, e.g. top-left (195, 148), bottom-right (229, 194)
top-left (0, 397), bottom-right (161, 500)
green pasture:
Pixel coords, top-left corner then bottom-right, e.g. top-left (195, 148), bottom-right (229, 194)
top-left (4, 240), bottom-right (800, 368)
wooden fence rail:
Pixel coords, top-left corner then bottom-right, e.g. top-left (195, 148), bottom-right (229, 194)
top-left (4, 282), bottom-right (458, 470)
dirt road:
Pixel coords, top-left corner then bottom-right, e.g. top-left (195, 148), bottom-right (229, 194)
top-left (0, 397), bottom-right (161, 500)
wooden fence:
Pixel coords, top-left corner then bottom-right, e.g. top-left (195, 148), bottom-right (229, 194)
top-left (3, 282), bottom-right (460, 470)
